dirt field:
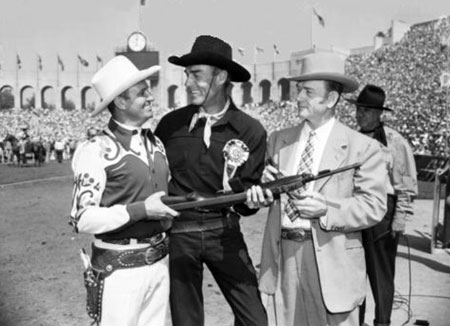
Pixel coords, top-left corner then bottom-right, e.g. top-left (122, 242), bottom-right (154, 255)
top-left (0, 162), bottom-right (449, 326)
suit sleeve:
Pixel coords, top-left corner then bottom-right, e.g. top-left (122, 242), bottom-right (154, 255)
top-left (320, 139), bottom-right (388, 232)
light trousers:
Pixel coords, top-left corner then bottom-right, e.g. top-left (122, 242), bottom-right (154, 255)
top-left (101, 256), bottom-right (170, 326)
top-left (276, 238), bottom-right (359, 326)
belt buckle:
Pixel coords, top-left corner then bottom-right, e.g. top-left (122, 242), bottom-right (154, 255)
top-left (144, 246), bottom-right (159, 265)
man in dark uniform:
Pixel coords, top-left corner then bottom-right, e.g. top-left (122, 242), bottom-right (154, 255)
top-left (155, 35), bottom-right (268, 326)
top-left (347, 84), bottom-right (417, 326)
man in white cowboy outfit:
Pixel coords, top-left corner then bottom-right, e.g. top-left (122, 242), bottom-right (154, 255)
top-left (70, 55), bottom-right (179, 326)
top-left (347, 84), bottom-right (417, 326)
top-left (258, 52), bottom-right (388, 326)
top-left (155, 35), bottom-right (268, 326)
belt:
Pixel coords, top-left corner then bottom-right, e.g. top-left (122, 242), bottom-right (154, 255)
top-left (91, 236), bottom-right (169, 276)
top-left (99, 232), bottom-right (166, 245)
top-left (281, 228), bottom-right (312, 242)
top-left (170, 213), bottom-right (240, 233)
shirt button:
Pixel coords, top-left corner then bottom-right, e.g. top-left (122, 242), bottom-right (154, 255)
top-left (152, 169), bottom-right (155, 174)
top-left (154, 183), bottom-right (158, 188)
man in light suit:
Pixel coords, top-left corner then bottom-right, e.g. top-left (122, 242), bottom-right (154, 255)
top-left (257, 52), bottom-right (388, 326)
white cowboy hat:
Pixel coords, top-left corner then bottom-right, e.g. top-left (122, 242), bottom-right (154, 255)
top-left (287, 52), bottom-right (358, 93)
top-left (91, 55), bottom-right (160, 116)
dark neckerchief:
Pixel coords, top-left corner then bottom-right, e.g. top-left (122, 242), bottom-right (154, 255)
top-left (360, 123), bottom-right (387, 146)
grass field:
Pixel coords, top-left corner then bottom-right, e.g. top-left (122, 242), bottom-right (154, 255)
top-left (0, 161), bottom-right (449, 326)
top-left (0, 161), bottom-right (263, 326)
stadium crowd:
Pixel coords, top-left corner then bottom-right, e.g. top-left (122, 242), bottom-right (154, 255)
top-left (0, 17), bottom-right (449, 164)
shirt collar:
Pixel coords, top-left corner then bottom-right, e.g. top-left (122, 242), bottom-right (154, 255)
top-left (303, 117), bottom-right (336, 141)
top-left (198, 99), bottom-right (230, 118)
top-left (108, 119), bottom-right (155, 151)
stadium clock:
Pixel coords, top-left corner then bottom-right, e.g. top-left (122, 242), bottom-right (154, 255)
top-left (127, 32), bottom-right (147, 52)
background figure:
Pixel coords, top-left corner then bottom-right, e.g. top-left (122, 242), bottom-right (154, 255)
top-left (155, 35), bottom-right (268, 326)
top-left (347, 85), bottom-right (418, 326)
top-left (54, 137), bottom-right (65, 163)
top-left (70, 56), bottom-right (178, 326)
top-left (259, 52), bottom-right (388, 326)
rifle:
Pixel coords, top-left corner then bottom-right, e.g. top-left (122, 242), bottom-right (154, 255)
top-left (161, 162), bottom-right (361, 211)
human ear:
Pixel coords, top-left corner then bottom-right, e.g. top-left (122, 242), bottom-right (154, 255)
top-left (326, 91), bottom-right (339, 108)
top-left (114, 96), bottom-right (127, 111)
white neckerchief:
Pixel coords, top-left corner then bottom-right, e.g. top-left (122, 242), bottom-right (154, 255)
top-left (188, 100), bottom-right (230, 148)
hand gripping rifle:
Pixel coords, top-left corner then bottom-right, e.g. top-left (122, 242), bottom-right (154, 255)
top-left (162, 162), bottom-right (361, 211)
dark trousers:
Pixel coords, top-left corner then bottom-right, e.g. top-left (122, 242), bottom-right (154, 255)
top-left (169, 223), bottom-right (267, 326)
top-left (55, 150), bottom-right (63, 163)
top-left (360, 195), bottom-right (399, 326)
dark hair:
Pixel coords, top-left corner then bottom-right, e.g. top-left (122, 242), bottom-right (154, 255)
top-left (324, 80), bottom-right (343, 107)
top-left (107, 89), bottom-right (130, 114)
top-left (324, 80), bottom-right (344, 95)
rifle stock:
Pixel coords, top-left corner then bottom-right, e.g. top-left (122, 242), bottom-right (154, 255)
top-left (161, 162), bottom-right (361, 211)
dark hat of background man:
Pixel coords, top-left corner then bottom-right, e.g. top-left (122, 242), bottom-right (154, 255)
top-left (346, 84), bottom-right (392, 111)
top-left (287, 52), bottom-right (359, 93)
top-left (168, 35), bottom-right (251, 82)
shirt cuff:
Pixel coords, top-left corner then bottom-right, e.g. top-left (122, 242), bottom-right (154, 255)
top-left (126, 202), bottom-right (147, 222)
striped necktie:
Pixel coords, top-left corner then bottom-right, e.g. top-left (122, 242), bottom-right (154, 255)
top-left (284, 130), bottom-right (316, 222)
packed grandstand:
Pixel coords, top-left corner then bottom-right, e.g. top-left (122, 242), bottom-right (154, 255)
top-left (0, 16), bottom-right (449, 162)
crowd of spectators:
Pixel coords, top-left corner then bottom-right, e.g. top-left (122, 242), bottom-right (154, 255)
top-left (244, 17), bottom-right (450, 157)
top-left (0, 17), bottom-right (449, 163)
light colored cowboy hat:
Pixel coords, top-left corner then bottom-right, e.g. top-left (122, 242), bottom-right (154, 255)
top-left (91, 55), bottom-right (160, 116)
top-left (287, 52), bottom-right (358, 93)
top-left (345, 84), bottom-right (392, 111)
top-left (168, 35), bottom-right (250, 82)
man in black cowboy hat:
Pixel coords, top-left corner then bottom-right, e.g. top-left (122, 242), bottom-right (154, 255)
top-left (347, 84), bottom-right (417, 326)
top-left (155, 35), bottom-right (268, 326)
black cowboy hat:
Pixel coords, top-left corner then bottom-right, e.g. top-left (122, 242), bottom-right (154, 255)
top-left (346, 84), bottom-right (391, 111)
top-left (168, 35), bottom-right (250, 82)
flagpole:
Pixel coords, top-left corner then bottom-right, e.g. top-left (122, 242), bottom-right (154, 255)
top-left (16, 54), bottom-right (19, 96)
top-left (36, 54), bottom-right (40, 108)
top-left (272, 48), bottom-right (275, 81)
top-left (310, 9), bottom-right (314, 49)
top-left (77, 56), bottom-right (80, 88)
top-left (56, 55), bottom-right (60, 88)
top-left (36, 54), bottom-right (40, 96)
top-left (253, 45), bottom-right (257, 83)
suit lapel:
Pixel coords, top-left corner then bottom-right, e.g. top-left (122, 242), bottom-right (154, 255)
top-left (315, 121), bottom-right (349, 192)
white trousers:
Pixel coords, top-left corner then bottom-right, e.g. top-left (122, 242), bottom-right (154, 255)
top-left (101, 256), bottom-right (170, 326)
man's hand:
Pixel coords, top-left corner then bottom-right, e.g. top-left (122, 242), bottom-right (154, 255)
top-left (290, 191), bottom-right (328, 219)
top-left (246, 185), bottom-right (274, 209)
top-left (261, 163), bottom-right (285, 183)
top-left (391, 213), bottom-right (406, 237)
top-left (144, 191), bottom-right (179, 220)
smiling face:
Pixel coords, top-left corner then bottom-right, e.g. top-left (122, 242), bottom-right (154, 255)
top-left (119, 80), bottom-right (155, 126)
top-left (184, 64), bottom-right (225, 110)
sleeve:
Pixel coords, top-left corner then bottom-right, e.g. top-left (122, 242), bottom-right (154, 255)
top-left (389, 134), bottom-right (418, 228)
top-left (232, 121), bottom-right (267, 216)
top-left (319, 139), bottom-right (388, 232)
top-left (69, 140), bottom-right (132, 235)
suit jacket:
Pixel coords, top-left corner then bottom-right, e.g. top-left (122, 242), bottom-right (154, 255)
top-left (259, 120), bottom-right (388, 313)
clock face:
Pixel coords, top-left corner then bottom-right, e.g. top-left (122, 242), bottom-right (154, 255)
top-left (128, 32), bottom-right (146, 52)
